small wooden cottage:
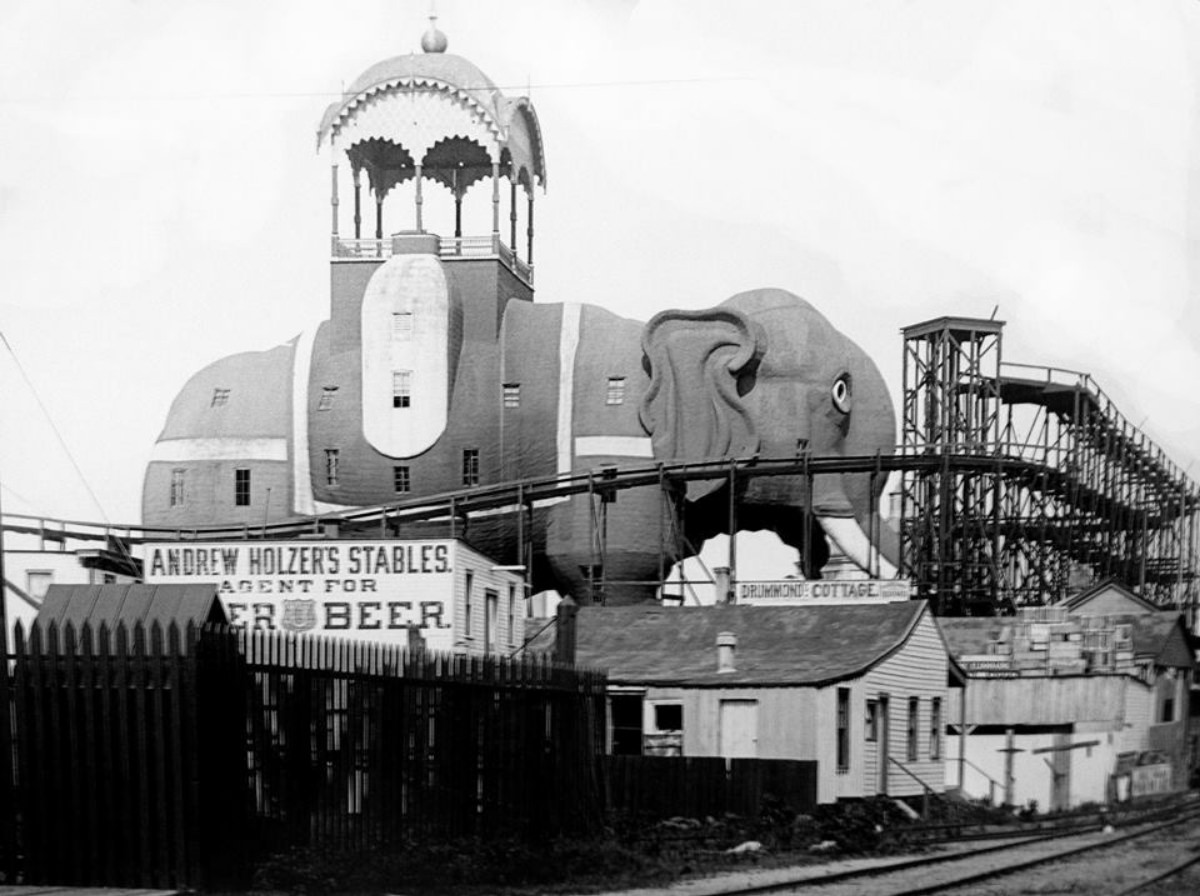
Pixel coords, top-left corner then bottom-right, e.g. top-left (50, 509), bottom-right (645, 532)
top-left (561, 600), bottom-right (951, 805)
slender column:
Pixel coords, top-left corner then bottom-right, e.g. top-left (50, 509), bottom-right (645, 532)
top-left (453, 169), bottom-right (462, 238)
top-left (491, 162), bottom-right (501, 238)
top-left (509, 180), bottom-right (518, 252)
top-left (352, 168), bottom-right (362, 240)
top-left (414, 164), bottom-right (424, 233)
top-left (330, 162), bottom-right (339, 237)
top-left (375, 192), bottom-right (383, 241)
top-left (526, 193), bottom-right (534, 265)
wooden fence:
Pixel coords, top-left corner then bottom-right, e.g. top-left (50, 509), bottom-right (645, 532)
top-left (605, 755), bottom-right (818, 819)
top-left (0, 621), bottom-right (607, 890)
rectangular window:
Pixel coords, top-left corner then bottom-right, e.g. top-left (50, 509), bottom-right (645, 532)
top-left (1162, 696), bottom-right (1175, 724)
top-left (930, 697), bottom-right (942, 760)
top-left (393, 465), bottom-right (411, 494)
top-left (318, 386), bottom-right (338, 410)
top-left (392, 370), bottom-right (412, 408)
top-left (26, 571), bottom-right (53, 603)
top-left (485, 590), bottom-right (499, 654)
top-left (865, 698), bottom-right (878, 742)
top-left (507, 584), bottom-right (516, 646)
top-left (907, 697), bottom-right (919, 762)
top-left (392, 312), bottom-right (413, 338)
top-left (325, 449), bottom-right (339, 487)
top-left (610, 694), bottom-right (644, 756)
top-left (169, 468), bottom-right (186, 507)
top-left (234, 468), bottom-right (251, 506)
top-left (464, 571), bottom-right (474, 639)
top-left (502, 383), bottom-right (520, 408)
top-left (836, 687), bottom-right (850, 772)
top-left (462, 448), bottom-right (479, 486)
top-left (211, 388), bottom-right (230, 407)
top-left (605, 376), bottom-right (626, 405)
top-left (654, 704), bottom-right (683, 732)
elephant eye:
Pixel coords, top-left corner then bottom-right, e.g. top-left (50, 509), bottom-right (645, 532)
top-left (832, 375), bottom-right (852, 413)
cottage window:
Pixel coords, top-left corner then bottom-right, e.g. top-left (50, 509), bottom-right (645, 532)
top-left (836, 687), bottom-right (850, 773)
top-left (610, 694), bottom-right (643, 755)
top-left (393, 465), bottom-right (411, 494)
top-left (169, 468), bottom-right (186, 507)
top-left (325, 449), bottom-right (339, 487)
top-left (865, 698), bottom-right (879, 742)
top-left (1161, 695), bottom-right (1175, 724)
top-left (464, 570), bottom-right (474, 639)
top-left (907, 697), bottom-right (919, 762)
top-left (462, 448), bottom-right (480, 486)
top-left (318, 386), bottom-right (338, 410)
top-left (507, 584), bottom-right (516, 646)
top-left (502, 383), bottom-right (520, 408)
top-left (930, 697), bottom-right (942, 760)
top-left (234, 468), bottom-right (251, 506)
top-left (392, 370), bottom-right (412, 408)
top-left (605, 377), bottom-right (626, 405)
top-left (654, 704), bottom-right (683, 732)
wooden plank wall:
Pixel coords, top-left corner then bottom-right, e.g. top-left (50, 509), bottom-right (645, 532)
top-left (604, 755), bottom-right (817, 820)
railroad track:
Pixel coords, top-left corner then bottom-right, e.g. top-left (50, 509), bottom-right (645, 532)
top-left (697, 803), bottom-right (1200, 896)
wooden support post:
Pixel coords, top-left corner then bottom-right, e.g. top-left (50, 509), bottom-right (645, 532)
top-left (414, 163), bottom-right (423, 232)
top-left (491, 162), bottom-right (501, 237)
top-left (510, 180), bottom-right (518, 252)
top-left (330, 162), bottom-right (339, 236)
top-left (526, 193), bottom-right (534, 265)
top-left (352, 168), bottom-right (362, 240)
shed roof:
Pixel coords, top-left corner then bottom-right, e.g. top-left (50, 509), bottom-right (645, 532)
top-left (36, 584), bottom-right (227, 631)
top-left (567, 601), bottom-right (931, 687)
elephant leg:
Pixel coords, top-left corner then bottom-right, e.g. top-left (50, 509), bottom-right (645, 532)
top-left (545, 484), bottom-right (678, 605)
top-left (766, 507), bottom-right (830, 579)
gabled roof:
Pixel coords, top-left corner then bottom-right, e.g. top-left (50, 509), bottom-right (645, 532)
top-left (1116, 613), bottom-right (1193, 668)
top-left (35, 584), bottom-right (227, 631)
top-left (571, 601), bottom-right (933, 687)
top-left (1061, 579), bottom-right (1160, 614)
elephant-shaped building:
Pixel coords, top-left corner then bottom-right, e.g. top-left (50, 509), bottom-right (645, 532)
top-left (143, 20), bottom-right (898, 604)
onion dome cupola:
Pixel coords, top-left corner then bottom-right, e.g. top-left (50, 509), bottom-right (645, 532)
top-left (316, 15), bottom-right (547, 282)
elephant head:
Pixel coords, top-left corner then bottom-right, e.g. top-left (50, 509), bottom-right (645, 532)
top-left (639, 288), bottom-right (898, 576)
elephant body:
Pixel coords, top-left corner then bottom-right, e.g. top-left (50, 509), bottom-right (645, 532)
top-left (143, 247), bottom-right (896, 603)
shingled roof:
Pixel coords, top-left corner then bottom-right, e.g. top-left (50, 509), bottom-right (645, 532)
top-left (571, 601), bottom-right (931, 687)
top-left (36, 584), bottom-right (227, 631)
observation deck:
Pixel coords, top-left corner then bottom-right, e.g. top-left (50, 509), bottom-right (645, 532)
top-left (331, 233), bottom-right (532, 286)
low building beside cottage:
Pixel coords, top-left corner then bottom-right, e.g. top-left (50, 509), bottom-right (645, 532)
top-left (942, 600), bottom-right (1193, 812)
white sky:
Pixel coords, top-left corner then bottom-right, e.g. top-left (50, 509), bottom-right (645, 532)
top-left (0, 0), bottom-right (1197, 527)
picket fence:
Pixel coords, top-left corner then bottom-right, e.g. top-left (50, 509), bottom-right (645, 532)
top-left (0, 620), bottom-right (606, 889)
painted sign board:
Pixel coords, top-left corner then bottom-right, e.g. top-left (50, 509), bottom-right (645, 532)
top-left (736, 578), bottom-right (913, 606)
top-left (142, 539), bottom-right (524, 653)
top-left (1130, 763), bottom-right (1174, 797)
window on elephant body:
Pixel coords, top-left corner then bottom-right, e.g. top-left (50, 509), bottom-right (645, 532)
top-left (392, 312), bottom-right (413, 339)
top-left (392, 370), bottom-right (412, 408)
top-left (606, 376), bottom-right (626, 405)
top-left (169, 469), bottom-right (186, 507)
top-left (502, 383), bottom-right (520, 408)
top-left (234, 468), bottom-right (250, 506)
top-left (325, 449), bottom-right (339, 487)
top-left (210, 388), bottom-right (230, 407)
top-left (393, 465), bottom-right (411, 494)
top-left (318, 386), bottom-right (338, 410)
top-left (462, 448), bottom-right (480, 486)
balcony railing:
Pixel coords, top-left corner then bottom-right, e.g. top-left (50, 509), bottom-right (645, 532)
top-left (332, 233), bottom-right (533, 285)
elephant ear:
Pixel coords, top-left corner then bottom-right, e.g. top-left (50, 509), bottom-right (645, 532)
top-left (639, 306), bottom-right (765, 501)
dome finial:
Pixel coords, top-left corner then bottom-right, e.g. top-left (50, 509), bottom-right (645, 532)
top-left (421, 4), bottom-right (448, 54)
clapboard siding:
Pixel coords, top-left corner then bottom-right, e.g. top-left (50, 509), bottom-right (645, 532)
top-left (861, 611), bottom-right (948, 799)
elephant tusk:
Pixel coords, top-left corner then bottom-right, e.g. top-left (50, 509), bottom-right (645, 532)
top-left (816, 515), bottom-right (898, 579)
